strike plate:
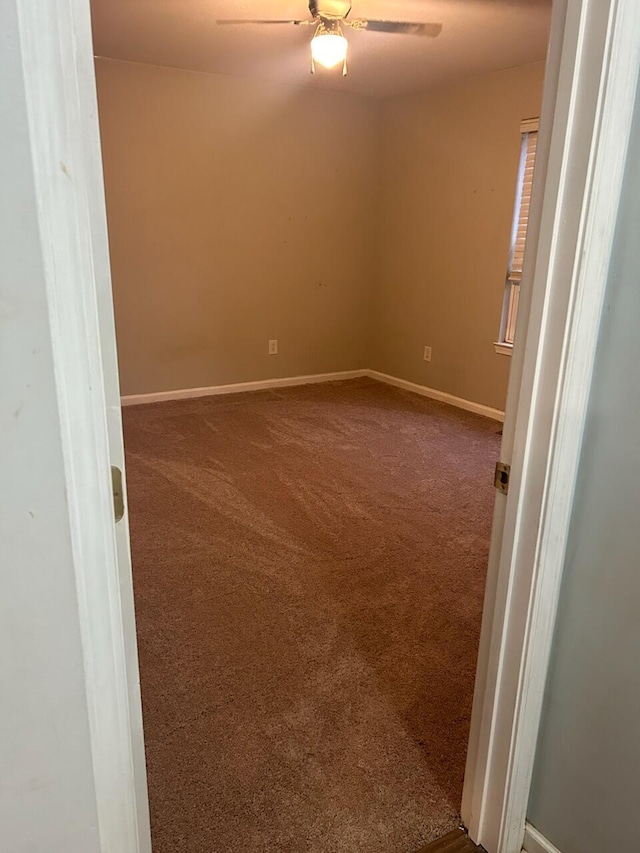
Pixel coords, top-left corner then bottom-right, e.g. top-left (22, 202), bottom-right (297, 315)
top-left (111, 465), bottom-right (125, 522)
top-left (494, 461), bottom-right (511, 495)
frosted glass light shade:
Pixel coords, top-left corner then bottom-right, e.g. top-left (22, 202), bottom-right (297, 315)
top-left (311, 33), bottom-right (348, 68)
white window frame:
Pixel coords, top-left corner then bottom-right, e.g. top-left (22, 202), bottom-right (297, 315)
top-left (495, 120), bottom-right (540, 357)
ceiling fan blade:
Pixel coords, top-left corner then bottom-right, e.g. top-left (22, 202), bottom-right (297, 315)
top-left (358, 20), bottom-right (443, 37)
top-left (216, 19), bottom-right (312, 26)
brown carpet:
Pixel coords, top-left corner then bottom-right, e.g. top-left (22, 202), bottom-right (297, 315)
top-left (123, 377), bottom-right (500, 853)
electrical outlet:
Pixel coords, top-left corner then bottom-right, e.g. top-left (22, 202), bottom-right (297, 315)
top-left (423, 345), bottom-right (432, 362)
top-left (268, 339), bottom-right (278, 355)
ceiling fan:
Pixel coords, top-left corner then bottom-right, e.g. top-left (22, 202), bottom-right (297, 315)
top-left (216, 1), bottom-right (443, 76)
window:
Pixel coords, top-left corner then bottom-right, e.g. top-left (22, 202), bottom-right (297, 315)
top-left (495, 118), bottom-right (539, 355)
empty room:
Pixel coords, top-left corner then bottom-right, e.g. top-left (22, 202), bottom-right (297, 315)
top-left (89, 1), bottom-right (551, 850)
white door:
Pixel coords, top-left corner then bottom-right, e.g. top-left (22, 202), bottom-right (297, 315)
top-left (73, 4), bottom-right (153, 852)
top-left (1, 0), bottom-right (152, 851)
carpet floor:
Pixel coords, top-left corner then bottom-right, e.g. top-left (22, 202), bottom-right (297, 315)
top-left (123, 377), bottom-right (501, 853)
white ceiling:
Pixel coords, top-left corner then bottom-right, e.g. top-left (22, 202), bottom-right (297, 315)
top-left (91, 0), bottom-right (552, 98)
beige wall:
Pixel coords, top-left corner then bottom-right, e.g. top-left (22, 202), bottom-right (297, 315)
top-left (372, 62), bottom-right (546, 411)
top-left (96, 58), bottom-right (378, 396)
top-left (97, 59), bottom-right (545, 408)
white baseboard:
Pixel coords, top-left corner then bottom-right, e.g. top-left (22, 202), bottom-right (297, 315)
top-left (121, 368), bottom-right (506, 422)
top-left (523, 823), bottom-right (563, 853)
top-left (120, 370), bottom-right (368, 406)
top-left (367, 370), bottom-right (505, 422)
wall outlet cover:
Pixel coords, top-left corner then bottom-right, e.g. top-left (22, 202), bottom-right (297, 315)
top-left (269, 339), bottom-right (278, 355)
top-left (423, 345), bottom-right (432, 362)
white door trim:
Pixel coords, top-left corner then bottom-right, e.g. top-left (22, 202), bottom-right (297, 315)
top-left (12, 0), bottom-right (151, 850)
top-left (522, 823), bottom-right (563, 853)
top-left (461, 1), bottom-right (640, 852)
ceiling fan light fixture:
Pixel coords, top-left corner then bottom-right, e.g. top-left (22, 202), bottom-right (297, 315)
top-left (310, 22), bottom-right (348, 72)
top-left (216, 8), bottom-right (443, 79)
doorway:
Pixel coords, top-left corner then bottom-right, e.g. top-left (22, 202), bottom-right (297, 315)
top-left (90, 3), bottom-right (552, 850)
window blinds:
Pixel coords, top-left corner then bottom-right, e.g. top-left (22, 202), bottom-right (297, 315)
top-left (509, 120), bottom-right (539, 282)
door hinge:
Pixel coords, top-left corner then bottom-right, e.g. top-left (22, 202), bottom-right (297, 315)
top-left (494, 461), bottom-right (511, 495)
top-left (111, 465), bottom-right (125, 522)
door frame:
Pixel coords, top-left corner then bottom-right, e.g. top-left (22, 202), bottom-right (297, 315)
top-left (461, 1), bottom-right (640, 851)
top-left (11, 0), bottom-right (639, 851)
top-left (8, 0), bottom-right (151, 851)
